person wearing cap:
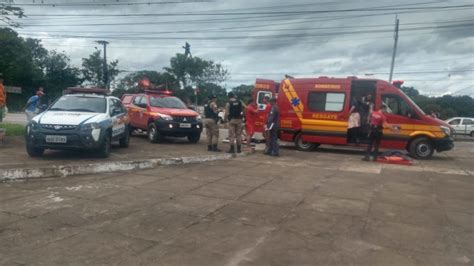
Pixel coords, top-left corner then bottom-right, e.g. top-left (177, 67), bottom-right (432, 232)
top-left (265, 97), bottom-right (280, 156)
top-left (0, 74), bottom-right (6, 123)
top-left (25, 89), bottom-right (45, 122)
top-left (224, 92), bottom-right (246, 153)
top-left (203, 95), bottom-right (221, 152)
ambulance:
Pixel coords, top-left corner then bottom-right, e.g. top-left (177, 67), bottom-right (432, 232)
top-left (253, 76), bottom-right (454, 159)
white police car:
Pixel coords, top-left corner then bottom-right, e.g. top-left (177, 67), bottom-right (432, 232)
top-left (25, 88), bottom-right (130, 158)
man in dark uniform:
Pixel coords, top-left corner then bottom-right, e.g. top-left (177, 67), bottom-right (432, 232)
top-left (265, 97), bottom-right (280, 156)
top-left (203, 95), bottom-right (221, 152)
top-left (225, 92), bottom-right (245, 153)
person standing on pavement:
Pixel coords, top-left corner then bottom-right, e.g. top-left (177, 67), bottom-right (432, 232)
top-left (363, 105), bottom-right (392, 161)
top-left (0, 74), bottom-right (6, 123)
top-left (265, 97), bottom-right (280, 156)
top-left (245, 99), bottom-right (258, 151)
top-left (203, 95), bottom-right (221, 152)
top-left (225, 92), bottom-right (245, 154)
top-left (262, 96), bottom-right (272, 153)
top-left (25, 90), bottom-right (45, 122)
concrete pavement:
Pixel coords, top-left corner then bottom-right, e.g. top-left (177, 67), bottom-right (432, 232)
top-left (1, 142), bottom-right (473, 265)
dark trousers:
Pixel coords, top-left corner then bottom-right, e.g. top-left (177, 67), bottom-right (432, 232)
top-left (268, 129), bottom-right (279, 155)
top-left (366, 127), bottom-right (382, 158)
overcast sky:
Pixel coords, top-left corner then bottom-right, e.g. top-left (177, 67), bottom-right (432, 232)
top-left (5, 0), bottom-right (474, 96)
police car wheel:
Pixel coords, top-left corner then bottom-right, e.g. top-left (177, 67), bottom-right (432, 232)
top-left (295, 133), bottom-right (316, 151)
top-left (409, 137), bottom-right (434, 159)
top-left (26, 145), bottom-right (44, 157)
top-left (147, 124), bottom-right (161, 143)
top-left (98, 133), bottom-right (111, 158)
top-left (119, 129), bottom-right (130, 148)
top-left (188, 132), bottom-right (200, 143)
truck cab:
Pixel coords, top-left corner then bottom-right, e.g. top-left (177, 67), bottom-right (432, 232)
top-left (121, 90), bottom-right (203, 143)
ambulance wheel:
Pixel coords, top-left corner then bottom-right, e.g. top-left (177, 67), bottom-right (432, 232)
top-left (409, 137), bottom-right (434, 159)
top-left (98, 133), bottom-right (111, 158)
top-left (119, 129), bottom-right (130, 148)
top-left (295, 133), bottom-right (317, 151)
top-left (147, 124), bottom-right (162, 143)
top-left (26, 145), bottom-right (44, 157)
top-left (188, 132), bottom-right (201, 143)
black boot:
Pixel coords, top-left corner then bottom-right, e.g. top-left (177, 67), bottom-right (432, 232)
top-left (236, 144), bottom-right (241, 153)
top-left (208, 145), bottom-right (212, 151)
top-left (212, 144), bottom-right (221, 152)
top-left (227, 145), bottom-right (235, 153)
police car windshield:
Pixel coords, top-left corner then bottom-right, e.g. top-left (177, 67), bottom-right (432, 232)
top-left (50, 96), bottom-right (107, 113)
top-left (149, 96), bottom-right (187, 109)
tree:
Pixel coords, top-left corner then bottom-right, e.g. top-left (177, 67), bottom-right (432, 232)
top-left (81, 49), bottom-right (119, 88)
top-left (232, 84), bottom-right (254, 104)
top-left (165, 53), bottom-right (229, 88)
top-left (0, 4), bottom-right (25, 27)
top-left (0, 28), bottom-right (43, 110)
top-left (43, 51), bottom-right (81, 99)
top-left (400, 86), bottom-right (419, 99)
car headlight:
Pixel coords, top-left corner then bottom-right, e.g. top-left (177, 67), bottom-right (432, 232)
top-left (81, 122), bottom-right (100, 131)
top-left (29, 121), bottom-right (39, 132)
top-left (440, 126), bottom-right (452, 137)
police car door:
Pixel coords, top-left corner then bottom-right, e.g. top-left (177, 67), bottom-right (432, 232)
top-left (110, 99), bottom-right (127, 140)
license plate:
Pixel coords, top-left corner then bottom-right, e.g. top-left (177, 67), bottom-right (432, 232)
top-left (45, 135), bottom-right (67, 143)
top-left (180, 123), bottom-right (191, 128)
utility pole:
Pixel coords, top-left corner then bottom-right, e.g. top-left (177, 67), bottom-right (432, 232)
top-left (389, 15), bottom-right (399, 83)
top-left (96, 40), bottom-right (109, 89)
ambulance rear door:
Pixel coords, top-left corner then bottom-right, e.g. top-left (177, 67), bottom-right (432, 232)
top-left (253, 79), bottom-right (278, 132)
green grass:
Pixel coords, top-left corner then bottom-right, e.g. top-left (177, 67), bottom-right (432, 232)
top-left (0, 123), bottom-right (26, 136)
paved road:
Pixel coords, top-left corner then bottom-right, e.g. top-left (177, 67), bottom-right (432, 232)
top-left (1, 142), bottom-right (473, 265)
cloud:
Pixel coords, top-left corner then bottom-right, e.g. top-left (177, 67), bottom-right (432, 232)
top-left (11, 0), bottom-right (474, 96)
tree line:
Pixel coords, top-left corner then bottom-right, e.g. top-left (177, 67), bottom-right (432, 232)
top-left (1, 27), bottom-right (472, 118)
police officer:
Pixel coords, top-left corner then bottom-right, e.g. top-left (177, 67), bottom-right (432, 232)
top-left (225, 92), bottom-right (245, 153)
top-left (203, 95), bottom-right (221, 152)
top-left (265, 97), bottom-right (280, 156)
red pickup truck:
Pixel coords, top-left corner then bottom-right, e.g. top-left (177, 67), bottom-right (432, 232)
top-left (121, 90), bottom-right (203, 143)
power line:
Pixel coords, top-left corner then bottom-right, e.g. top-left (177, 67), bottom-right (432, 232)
top-left (16, 22), bottom-right (474, 41)
top-left (15, 3), bottom-right (474, 15)
top-left (16, 18), bottom-right (474, 36)
top-left (5, 0), bottom-right (212, 7)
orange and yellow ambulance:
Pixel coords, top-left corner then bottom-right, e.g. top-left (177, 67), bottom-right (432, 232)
top-left (253, 76), bottom-right (454, 159)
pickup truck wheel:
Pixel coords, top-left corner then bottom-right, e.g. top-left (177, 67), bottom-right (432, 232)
top-left (26, 144), bottom-right (44, 157)
top-left (295, 133), bottom-right (317, 151)
top-left (147, 124), bottom-right (162, 143)
top-left (409, 137), bottom-right (434, 159)
top-left (97, 133), bottom-right (111, 158)
top-left (188, 132), bottom-right (201, 143)
top-left (119, 128), bottom-right (130, 148)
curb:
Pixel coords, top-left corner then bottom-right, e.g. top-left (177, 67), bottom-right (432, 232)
top-left (0, 153), bottom-right (246, 182)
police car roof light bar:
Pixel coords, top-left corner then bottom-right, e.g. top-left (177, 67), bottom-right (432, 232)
top-left (64, 87), bottom-right (109, 95)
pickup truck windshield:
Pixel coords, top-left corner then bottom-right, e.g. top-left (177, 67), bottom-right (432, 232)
top-left (150, 96), bottom-right (187, 109)
top-left (50, 96), bottom-right (107, 113)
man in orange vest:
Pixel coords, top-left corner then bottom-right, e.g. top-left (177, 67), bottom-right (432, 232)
top-left (0, 74), bottom-right (6, 123)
